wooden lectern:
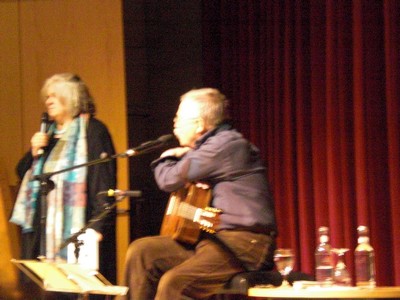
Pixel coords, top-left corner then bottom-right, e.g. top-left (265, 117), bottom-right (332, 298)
top-left (11, 259), bottom-right (128, 299)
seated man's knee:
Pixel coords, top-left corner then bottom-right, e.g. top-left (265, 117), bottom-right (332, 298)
top-left (125, 237), bottom-right (162, 273)
top-left (157, 269), bottom-right (183, 294)
top-left (125, 238), bottom-right (145, 263)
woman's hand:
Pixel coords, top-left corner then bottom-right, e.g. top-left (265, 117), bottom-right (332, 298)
top-left (30, 132), bottom-right (49, 157)
top-left (160, 147), bottom-right (191, 158)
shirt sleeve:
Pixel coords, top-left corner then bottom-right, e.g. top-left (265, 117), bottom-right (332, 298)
top-left (152, 138), bottom-right (225, 192)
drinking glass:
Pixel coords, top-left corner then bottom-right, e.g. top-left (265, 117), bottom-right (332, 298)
top-left (274, 248), bottom-right (295, 287)
top-left (332, 248), bottom-right (351, 286)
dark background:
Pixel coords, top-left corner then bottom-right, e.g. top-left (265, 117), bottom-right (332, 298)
top-left (123, 1), bottom-right (204, 239)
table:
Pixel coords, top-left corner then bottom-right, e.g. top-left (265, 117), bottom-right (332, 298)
top-left (248, 285), bottom-right (400, 299)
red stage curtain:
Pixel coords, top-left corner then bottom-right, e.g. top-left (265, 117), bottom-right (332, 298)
top-left (202, 0), bottom-right (400, 285)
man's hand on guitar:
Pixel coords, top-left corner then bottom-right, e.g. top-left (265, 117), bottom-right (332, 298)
top-left (195, 182), bottom-right (210, 189)
top-left (160, 147), bottom-right (191, 158)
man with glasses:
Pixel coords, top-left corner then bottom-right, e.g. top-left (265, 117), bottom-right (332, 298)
top-left (121, 88), bottom-right (277, 300)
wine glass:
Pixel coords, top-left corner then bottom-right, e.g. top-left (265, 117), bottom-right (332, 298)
top-left (274, 248), bottom-right (295, 287)
top-left (332, 248), bottom-right (351, 286)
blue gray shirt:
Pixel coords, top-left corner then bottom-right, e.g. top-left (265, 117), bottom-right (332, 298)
top-left (152, 124), bottom-right (277, 235)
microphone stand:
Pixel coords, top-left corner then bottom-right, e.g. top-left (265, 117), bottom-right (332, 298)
top-left (38, 176), bottom-right (55, 257)
top-left (57, 197), bottom-right (120, 261)
top-left (32, 143), bottom-right (156, 261)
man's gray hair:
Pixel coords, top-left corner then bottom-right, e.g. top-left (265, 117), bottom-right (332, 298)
top-left (180, 88), bottom-right (229, 128)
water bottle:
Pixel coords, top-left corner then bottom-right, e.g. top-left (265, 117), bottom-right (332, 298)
top-left (315, 226), bottom-right (334, 286)
top-left (355, 225), bottom-right (376, 288)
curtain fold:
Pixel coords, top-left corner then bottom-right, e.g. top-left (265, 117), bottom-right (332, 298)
top-left (384, 0), bottom-right (400, 285)
top-left (202, 0), bottom-right (400, 285)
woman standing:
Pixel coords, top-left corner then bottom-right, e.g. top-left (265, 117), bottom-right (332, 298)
top-left (11, 73), bottom-right (117, 286)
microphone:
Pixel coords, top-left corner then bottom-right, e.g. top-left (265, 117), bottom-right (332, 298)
top-left (121, 134), bottom-right (175, 157)
top-left (37, 112), bottom-right (49, 156)
top-left (97, 189), bottom-right (143, 198)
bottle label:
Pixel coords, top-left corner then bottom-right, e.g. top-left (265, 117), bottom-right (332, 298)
top-left (315, 252), bottom-right (333, 285)
top-left (321, 255), bottom-right (332, 265)
top-left (358, 236), bottom-right (369, 244)
top-left (355, 252), bottom-right (375, 282)
top-left (320, 235), bottom-right (328, 243)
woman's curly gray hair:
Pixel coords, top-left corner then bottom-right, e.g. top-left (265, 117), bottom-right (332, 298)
top-left (41, 73), bottom-right (96, 117)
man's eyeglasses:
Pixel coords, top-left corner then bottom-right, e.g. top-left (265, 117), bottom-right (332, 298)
top-left (173, 116), bottom-right (200, 127)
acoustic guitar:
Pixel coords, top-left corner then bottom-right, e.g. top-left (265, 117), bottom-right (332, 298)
top-left (160, 184), bottom-right (222, 244)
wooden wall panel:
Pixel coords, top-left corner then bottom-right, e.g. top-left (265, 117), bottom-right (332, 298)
top-left (0, 1), bottom-right (23, 186)
top-left (0, 2), bottom-right (23, 295)
top-left (0, 167), bottom-right (21, 298)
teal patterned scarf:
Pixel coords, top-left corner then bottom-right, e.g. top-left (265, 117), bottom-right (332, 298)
top-left (10, 115), bottom-right (88, 260)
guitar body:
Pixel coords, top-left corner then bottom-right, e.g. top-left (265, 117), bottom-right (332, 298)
top-left (160, 184), bottom-right (213, 244)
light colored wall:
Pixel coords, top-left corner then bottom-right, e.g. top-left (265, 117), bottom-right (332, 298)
top-left (0, 1), bottom-right (23, 186)
top-left (0, 0), bottom-right (129, 285)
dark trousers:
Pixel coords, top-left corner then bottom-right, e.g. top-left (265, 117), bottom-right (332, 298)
top-left (120, 230), bottom-right (275, 300)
